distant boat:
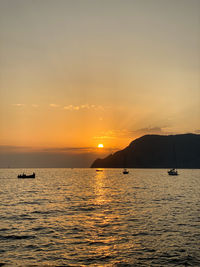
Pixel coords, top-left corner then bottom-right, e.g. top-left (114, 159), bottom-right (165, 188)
top-left (18, 172), bottom-right (35, 179)
top-left (123, 168), bottom-right (129, 174)
top-left (96, 169), bottom-right (103, 172)
top-left (168, 168), bottom-right (178, 176)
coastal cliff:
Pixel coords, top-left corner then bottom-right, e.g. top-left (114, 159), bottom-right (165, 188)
top-left (91, 134), bottom-right (200, 168)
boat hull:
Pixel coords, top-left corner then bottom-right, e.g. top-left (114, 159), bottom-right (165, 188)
top-left (18, 174), bottom-right (35, 179)
top-left (168, 170), bottom-right (178, 175)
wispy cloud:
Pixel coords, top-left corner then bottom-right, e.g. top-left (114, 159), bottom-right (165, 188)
top-left (63, 104), bottom-right (104, 111)
top-left (42, 146), bottom-right (117, 154)
top-left (64, 105), bottom-right (80, 111)
top-left (0, 145), bottom-right (113, 155)
top-left (93, 127), bottom-right (174, 142)
top-left (42, 146), bottom-right (95, 153)
top-left (12, 104), bottom-right (25, 107)
top-left (12, 103), bottom-right (104, 111)
top-left (132, 127), bottom-right (164, 135)
top-left (12, 104), bottom-right (39, 108)
top-left (0, 145), bottom-right (33, 153)
top-left (49, 104), bottom-right (60, 108)
top-left (93, 129), bottom-right (134, 140)
top-left (132, 126), bottom-right (176, 136)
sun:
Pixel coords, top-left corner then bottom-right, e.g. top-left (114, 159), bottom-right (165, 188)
top-left (97, 144), bottom-right (104, 148)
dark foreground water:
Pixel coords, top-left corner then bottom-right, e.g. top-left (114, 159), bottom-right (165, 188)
top-left (0, 168), bottom-right (199, 266)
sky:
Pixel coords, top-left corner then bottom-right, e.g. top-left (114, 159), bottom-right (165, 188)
top-left (0, 0), bottom-right (200, 167)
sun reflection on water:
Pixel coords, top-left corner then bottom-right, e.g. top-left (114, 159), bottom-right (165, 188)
top-left (2, 169), bottom-right (198, 266)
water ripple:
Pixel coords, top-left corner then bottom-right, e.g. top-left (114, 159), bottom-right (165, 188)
top-left (0, 168), bottom-right (199, 266)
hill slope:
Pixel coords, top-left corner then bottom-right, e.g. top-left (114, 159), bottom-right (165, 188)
top-left (91, 134), bottom-right (200, 168)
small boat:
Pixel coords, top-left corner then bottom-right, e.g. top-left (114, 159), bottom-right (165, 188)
top-left (168, 168), bottom-right (178, 176)
top-left (96, 169), bottom-right (103, 172)
top-left (18, 172), bottom-right (35, 179)
top-left (123, 168), bottom-right (129, 174)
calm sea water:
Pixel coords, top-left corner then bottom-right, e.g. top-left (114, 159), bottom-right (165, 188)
top-left (0, 168), bottom-right (199, 266)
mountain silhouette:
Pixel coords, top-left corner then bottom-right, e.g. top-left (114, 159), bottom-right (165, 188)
top-left (91, 134), bottom-right (200, 168)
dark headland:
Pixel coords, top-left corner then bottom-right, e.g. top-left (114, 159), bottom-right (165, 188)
top-left (91, 134), bottom-right (200, 168)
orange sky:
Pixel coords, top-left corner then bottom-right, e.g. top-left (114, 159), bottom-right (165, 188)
top-left (0, 0), bottom-right (200, 166)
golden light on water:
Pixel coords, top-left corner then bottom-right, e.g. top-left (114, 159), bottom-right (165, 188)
top-left (98, 144), bottom-right (104, 148)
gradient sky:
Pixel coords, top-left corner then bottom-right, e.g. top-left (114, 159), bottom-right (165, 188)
top-left (0, 0), bottom-right (200, 167)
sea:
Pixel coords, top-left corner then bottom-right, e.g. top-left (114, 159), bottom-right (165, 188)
top-left (0, 168), bottom-right (199, 266)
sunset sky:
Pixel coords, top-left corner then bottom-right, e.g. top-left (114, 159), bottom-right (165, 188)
top-left (0, 0), bottom-right (200, 167)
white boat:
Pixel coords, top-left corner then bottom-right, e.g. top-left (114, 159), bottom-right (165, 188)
top-left (168, 168), bottom-right (178, 175)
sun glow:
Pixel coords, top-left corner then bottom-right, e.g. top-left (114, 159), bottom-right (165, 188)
top-left (98, 144), bottom-right (104, 148)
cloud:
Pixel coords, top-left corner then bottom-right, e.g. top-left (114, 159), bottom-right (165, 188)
top-left (12, 103), bottom-right (104, 111)
top-left (132, 127), bottom-right (164, 135)
top-left (93, 127), bottom-right (174, 142)
top-left (0, 144), bottom-right (116, 156)
top-left (93, 129), bottom-right (134, 140)
top-left (93, 135), bottom-right (115, 140)
top-left (63, 104), bottom-right (104, 111)
top-left (42, 146), bottom-right (95, 153)
top-left (0, 145), bottom-right (33, 153)
top-left (12, 104), bottom-right (39, 108)
top-left (50, 104), bottom-right (60, 108)
top-left (64, 105), bottom-right (80, 111)
top-left (42, 145), bottom-right (116, 154)
top-left (129, 126), bottom-right (178, 137)
top-left (12, 104), bottom-right (25, 107)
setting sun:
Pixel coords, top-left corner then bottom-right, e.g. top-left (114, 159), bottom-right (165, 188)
top-left (98, 144), bottom-right (104, 148)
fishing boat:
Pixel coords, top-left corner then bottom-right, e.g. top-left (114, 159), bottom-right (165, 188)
top-left (18, 172), bottom-right (35, 179)
top-left (96, 169), bottom-right (103, 172)
top-left (123, 168), bottom-right (129, 174)
top-left (168, 168), bottom-right (178, 175)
